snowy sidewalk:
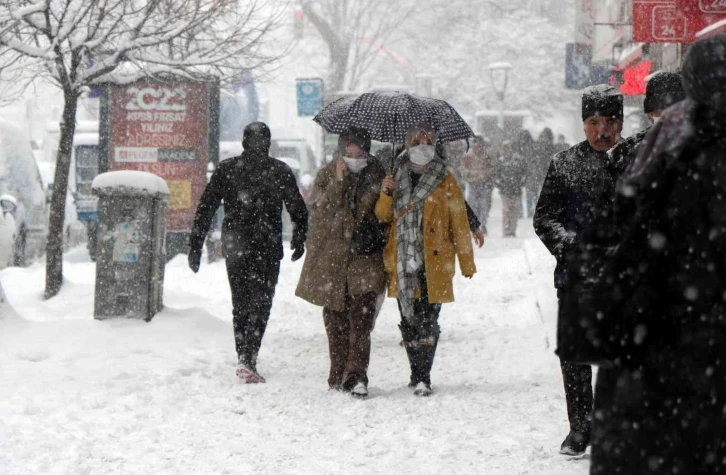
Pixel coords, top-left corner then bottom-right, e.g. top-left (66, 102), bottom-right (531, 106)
top-left (0, 197), bottom-right (589, 475)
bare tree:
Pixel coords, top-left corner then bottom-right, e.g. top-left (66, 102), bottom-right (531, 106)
top-left (299, 0), bottom-right (419, 93)
top-left (0, 0), bottom-right (284, 299)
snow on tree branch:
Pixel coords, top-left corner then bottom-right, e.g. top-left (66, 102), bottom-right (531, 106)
top-left (0, 0), bottom-right (285, 95)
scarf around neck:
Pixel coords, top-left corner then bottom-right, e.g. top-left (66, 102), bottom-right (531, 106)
top-left (394, 155), bottom-right (447, 321)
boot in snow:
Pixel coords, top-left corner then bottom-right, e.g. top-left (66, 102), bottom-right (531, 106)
top-left (350, 381), bottom-right (369, 399)
top-left (413, 382), bottom-right (432, 397)
top-left (559, 430), bottom-right (590, 455)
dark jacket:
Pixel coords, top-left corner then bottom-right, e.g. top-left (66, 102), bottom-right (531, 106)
top-left (496, 152), bottom-right (526, 197)
top-left (588, 98), bottom-right (726, 474)
top-left (296, 158), bottom-right (386, 311)
top-left (533, 140), bottom-right (622, 289)
top-left (189, 151), bottom-right (308, 261)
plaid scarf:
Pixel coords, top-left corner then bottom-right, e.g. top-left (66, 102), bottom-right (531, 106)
top-left (394, 156), bottom-right (447, 321)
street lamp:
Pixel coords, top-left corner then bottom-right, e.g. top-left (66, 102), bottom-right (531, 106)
top-left (488, 62), bottom-right (513, 130)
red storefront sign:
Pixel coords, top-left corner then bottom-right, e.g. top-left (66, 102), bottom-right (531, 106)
top-left (107, 80), bottom-right (210, 232)
top-left (616, 60), bottom-right (653, 95)
top-left (633, 0), bottom-right (726, 42)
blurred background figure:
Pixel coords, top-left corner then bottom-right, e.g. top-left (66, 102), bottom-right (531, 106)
top-left (554, 134), bottom-right (570, 153)
top-left (516, 130), bottom-right (537, 218)
top-left (496, 140), bottom-right (526, 237)
top-left (527, 128), bottom-right (557, 217)
top-left (459, 135), bottom-right (497, 233)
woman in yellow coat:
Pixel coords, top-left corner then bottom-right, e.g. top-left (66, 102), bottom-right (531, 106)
top-left (376, 122), bottom-right (477, 397)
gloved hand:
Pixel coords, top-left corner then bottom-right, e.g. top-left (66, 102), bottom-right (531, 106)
top-left (291, 240), bottom-right (305, 262)
top-left (188, 248), bottom-right (202, 273)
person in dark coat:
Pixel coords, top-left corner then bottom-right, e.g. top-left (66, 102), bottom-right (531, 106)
top-left (533, 84), bottom-right (624, 455)
top-left (497, 140), bottom-right (527, 237)
top-left (528, 128), bottom-right (557, 214)
top-left (611, 72), bottom-right (686, 179)
top-left (188, 122), bottom-right (308, 383)
top-left (518, 130), bottom-right (539, 218)
top-left (585, 33), bottom-right (726, 474)
top-left (296, 127), bottom-right (387, 398)
top-left (571, 72), bottom-right (687, 282)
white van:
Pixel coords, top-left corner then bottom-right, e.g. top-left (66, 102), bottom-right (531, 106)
top-left (0, 118), bottom-right (48, 265)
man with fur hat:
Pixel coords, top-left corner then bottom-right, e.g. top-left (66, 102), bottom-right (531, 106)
top-left (534, 84), bottom-right (624, 455)
top-left (568, 74), bottom-right (687, 305)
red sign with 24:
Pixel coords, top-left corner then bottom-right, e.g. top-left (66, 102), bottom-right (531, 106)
top-left (633, 0), bottom-right (726, 43)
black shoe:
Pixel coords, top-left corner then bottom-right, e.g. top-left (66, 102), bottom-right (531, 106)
top-left (559, 431), bottom-right (590, 455)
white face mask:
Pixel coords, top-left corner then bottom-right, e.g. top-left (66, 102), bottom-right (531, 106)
top-left (343, 156), bottom-right (367, 173)
top-left (409, 144), bottom-right (435, 166)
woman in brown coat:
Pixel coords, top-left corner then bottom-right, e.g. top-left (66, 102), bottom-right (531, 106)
top-left (376, 122), bottom-right (476, 397)
top-left (295, 127), bottom-right (386, 398)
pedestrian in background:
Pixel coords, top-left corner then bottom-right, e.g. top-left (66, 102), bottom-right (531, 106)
top-left (376, 122), bottom-right (476, 397)
top-left (497, 140), bottom-right (526, 237)
top-left (296, 127), bottom-right (387, 398)
top-left (529, 127), bottom-right (557, 213)
top-left (460, 135), bottom-right (496, 233)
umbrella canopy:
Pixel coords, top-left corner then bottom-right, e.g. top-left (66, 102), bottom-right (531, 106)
top-left (313, 92), bottom-right (473, 144)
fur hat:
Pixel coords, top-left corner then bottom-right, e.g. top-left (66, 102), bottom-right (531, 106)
top-left (582, 84), bottom-right (623, 121)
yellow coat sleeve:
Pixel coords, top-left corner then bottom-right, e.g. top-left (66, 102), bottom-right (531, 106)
top-left (375, 192), bottom-right (394, 223)
top-left (447, 176), bottom-right (477, 276)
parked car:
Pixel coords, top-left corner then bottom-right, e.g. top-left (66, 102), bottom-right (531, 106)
top-left (0, 198), bottom-right (16, 269)
top-left (0, 118), bottom-right (48, 266)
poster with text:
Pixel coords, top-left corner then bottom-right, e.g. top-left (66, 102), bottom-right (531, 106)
top-left (107, 80), bottom-right (210, 232)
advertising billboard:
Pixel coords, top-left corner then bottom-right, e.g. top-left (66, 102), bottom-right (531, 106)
top-left (100, 79), bottom-right (218, 233)
top-left (633, 0), bottom-right (726, 43)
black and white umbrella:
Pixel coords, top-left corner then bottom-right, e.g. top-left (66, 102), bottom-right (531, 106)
top-left (313, 92), bottom-right (473, 144)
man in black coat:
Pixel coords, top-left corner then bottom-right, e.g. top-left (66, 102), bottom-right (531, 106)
top-left (534, 84), bottom-right (624, 455)
top-left (572, 73), bottom-right (687, 279)
top-left (188, 122), bottom-right (308, 383)
top-left (587, 33), bottom-right (726, 474)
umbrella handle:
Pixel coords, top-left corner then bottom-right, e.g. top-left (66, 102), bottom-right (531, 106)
top-left (389, 141), bottom-right (396, 176)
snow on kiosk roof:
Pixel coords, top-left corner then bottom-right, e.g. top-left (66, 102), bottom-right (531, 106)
top-left (92, 171), bottom-right (170, 196)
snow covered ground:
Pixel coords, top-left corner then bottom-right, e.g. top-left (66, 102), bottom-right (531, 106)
top-left (0, 193), bottom-right (590, 475)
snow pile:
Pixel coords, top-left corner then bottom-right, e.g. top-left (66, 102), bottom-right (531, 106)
top-left (0, 279), bottom-right (20, 320)
top-left (92, 171), bottom-right (170, 196)
top-left (0, 198), bottom-right (588, 474)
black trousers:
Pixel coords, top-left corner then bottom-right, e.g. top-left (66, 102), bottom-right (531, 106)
top-left (397, 269), bottom-right (441, 385)
top-left (557, 288), bottom-right (593, 436)
top-left (225, 255), bottom-right (280, 371)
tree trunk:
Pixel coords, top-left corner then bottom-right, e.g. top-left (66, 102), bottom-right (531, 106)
top-left (329, 51), bottom-right (348, 93)
top-left (44, 93), bottom-right (79, 299)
